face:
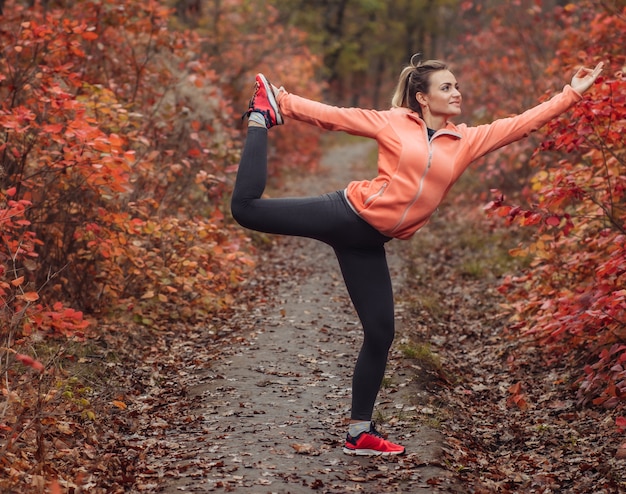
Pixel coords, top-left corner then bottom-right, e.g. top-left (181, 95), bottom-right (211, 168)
top-left (416, 70), bottom-right (462, 118)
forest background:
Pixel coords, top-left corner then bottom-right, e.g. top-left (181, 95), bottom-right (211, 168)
top-left (0, 0), bottom-right (624, 491)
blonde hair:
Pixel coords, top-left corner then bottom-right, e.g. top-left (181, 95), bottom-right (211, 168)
top-left (391, 54), bottom-right (449, 116)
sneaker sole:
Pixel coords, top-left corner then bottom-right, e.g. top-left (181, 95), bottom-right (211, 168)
top-left (342, 447), bottom-right (405, 456)
top-left (256, 73), bottom-right (283, 125)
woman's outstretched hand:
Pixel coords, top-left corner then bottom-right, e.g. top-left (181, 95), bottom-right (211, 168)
top-left (571, 62), bottom-right (604, 94)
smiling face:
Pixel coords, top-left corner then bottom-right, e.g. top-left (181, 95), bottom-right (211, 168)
top-left (416, 70), bottom-right (462, 120)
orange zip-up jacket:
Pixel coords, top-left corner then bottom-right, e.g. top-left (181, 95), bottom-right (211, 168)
top-left (277, 85), bottom-right (582, 239)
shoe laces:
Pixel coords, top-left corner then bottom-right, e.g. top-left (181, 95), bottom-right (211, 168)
top-left (249, 83), bottom-right (261, 106)
top-left (241, 83), bottom-right (261, 120)
top-left (346, 422), bottom-right (388, 442)
top-left (368, 423), bottom-right (387, 438)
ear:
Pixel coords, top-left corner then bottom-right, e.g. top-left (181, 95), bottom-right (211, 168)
top-left (415, 92), bottom-right (428, 107)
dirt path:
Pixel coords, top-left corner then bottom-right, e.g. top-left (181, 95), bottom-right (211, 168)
top-left (130, 138), bottom-right (463, 493)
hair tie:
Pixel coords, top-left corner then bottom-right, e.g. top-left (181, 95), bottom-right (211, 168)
top-left (410, 53), bottom-right (422, 68)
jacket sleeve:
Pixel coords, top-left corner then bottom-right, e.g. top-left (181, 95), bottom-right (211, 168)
top-left (461, 85), bottom-right (583, 162)
top-left (277, 92), bottom-right (389, 138)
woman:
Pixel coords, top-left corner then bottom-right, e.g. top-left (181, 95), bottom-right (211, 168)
top-left (231, 55), bottom-right (603, 456)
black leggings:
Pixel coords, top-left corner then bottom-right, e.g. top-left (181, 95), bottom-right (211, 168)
top-left (231, 127), bottom-right (394, 421)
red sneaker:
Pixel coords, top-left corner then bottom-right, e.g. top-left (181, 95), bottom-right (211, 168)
top-left (343, 424), bottom-right (405, 456)
top-left (243, 73), bottom-right (283, 128)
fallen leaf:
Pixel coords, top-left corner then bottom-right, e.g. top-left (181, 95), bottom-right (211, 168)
top-left (291, 443), bottom-right (319, 455)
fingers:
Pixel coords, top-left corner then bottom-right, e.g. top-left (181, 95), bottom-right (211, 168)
top-left (585, 62), bottom-right (604, 86)
top-left (592, 61), bottom-right (604, 76)
top-left (574, 67), bottom-right (588, 78)
top-left (575, 62), bottom-right (604, 76)
top-left (576, 62), bottom-right (604, 79)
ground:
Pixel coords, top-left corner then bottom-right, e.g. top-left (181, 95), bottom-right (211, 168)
top-left (95, 136), bottom-right (624, 493)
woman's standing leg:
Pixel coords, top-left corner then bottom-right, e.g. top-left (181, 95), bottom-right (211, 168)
top-left (334, 244), bottom-right (405, 455)
top-left (334, 245), bottom-right (395, 420)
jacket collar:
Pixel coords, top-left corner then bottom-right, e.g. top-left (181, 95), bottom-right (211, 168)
top-left (403, 109), bottom-right (462, 139)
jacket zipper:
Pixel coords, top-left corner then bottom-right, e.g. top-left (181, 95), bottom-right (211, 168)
top-left (390, 128), bottom-right (434, 234)
top-left (364, 182), bottom-right (387, 205)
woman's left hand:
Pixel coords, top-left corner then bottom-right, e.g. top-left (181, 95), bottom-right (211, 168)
top-left (571, 62), bottom-right (604, 94)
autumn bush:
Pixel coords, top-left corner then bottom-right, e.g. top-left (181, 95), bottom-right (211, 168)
top-left (0, 0), bottom-right (323, 489)
top-left (468, 1), bottom-right (626, 410)
top-left (1, 0), bottom-right (322, 326)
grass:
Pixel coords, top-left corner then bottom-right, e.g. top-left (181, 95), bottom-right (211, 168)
top-left (460, 258), bottom-right (486, 279)
top-left (399, 341), bottom-right (442, 370)
top-left (380, 376), bottom-right (394, 389)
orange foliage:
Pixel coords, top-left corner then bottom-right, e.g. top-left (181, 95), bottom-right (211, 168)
top-left (0, 0), bottom-right (323, 335)
top-left (478, 1), bottom-right (626, 408)
top-left (0, 0), bottom-right (325, 489)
